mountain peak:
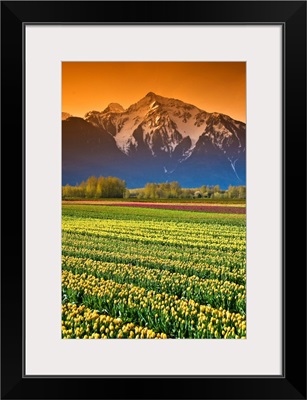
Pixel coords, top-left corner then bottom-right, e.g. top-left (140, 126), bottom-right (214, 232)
top-left (103, 103), bottom-right (125, 114)
top-left (63, 93), bottom-right (246, 188)
top-left (144, 92), bottom-right (168, 103)
top-left (143, 92), bottom-right (186, 107)
top-left (145, 91), bottom-right (157, 98)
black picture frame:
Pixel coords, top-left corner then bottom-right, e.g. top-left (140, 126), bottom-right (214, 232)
top-left (1, 1), bottom-right (306, 399)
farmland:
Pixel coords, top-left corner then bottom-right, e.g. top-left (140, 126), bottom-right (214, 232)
top-left (62, 204), bottom-right (246, 339)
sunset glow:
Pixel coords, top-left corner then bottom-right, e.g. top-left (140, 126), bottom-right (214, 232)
top-left (62, 62), bottom-right (246, 122)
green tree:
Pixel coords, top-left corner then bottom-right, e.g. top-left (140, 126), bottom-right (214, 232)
top-left (85, 176), bottom-right (97, 198)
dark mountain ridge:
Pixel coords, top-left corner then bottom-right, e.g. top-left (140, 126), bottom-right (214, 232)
top-left (62, 92), bottom-right (246, 188)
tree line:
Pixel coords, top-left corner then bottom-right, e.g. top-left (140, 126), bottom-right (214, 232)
top-left (62, 176), bottom-right (246, 200)
top-left (133, 182), bottom-right (246, 199)
top-left (62, 176), bottom-right (126, 199)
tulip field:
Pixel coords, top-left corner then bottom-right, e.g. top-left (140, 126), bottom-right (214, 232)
top-left (62, 204), bottom-right (246, 339)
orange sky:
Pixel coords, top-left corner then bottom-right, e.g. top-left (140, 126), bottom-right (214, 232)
top-left (62, 62), bottom-right (246, 122)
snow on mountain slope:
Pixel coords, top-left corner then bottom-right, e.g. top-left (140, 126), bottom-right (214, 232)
top-left (77, 92), bottom-right (246, 185)
top-left (86, 93), bottom-right (199, 154)
top-left (85, 92), bottom-right (245, 162)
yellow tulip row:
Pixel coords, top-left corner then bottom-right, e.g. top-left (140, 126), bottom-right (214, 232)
top-left (63, 229), bottom-right (246, 265)
top-left (62, 270), bottom-right (246, 338)
top-left (62, 302), bottom-right (167, 339)
top-left (63, 216), bottom-right (245, 239)
top-left (64, 229), bottom-right (245, 253)
top-left (63, 244), bottom-right (245, 281)
top-left (62, 205), bottom-right (246, 338)
top-left (62, 241), bottom-right (246, 284)
top-left (62, 217), bottom-right (245, 253)
top-left (63, 245), bottom-right (245, 285)
top-left (62, 255), bottom-right (246, 313)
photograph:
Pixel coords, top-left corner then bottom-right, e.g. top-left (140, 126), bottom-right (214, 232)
top-left (1, 0), bottom-right (306, 398)
top-left (61, 62), bottom-right (247, 339)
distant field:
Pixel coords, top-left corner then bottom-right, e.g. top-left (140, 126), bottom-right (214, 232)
top-left (62, 205), bottom-right (246, 339)
top-left (62, 200), bottom-right (246, 214)
top-left (63, 197), bottom-right (246, 205)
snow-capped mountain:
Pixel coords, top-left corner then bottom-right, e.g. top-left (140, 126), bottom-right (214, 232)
top-left (62, 92), bottom-right (246, 188)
